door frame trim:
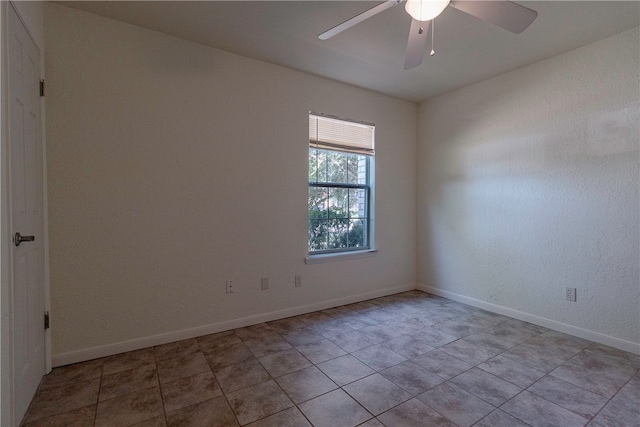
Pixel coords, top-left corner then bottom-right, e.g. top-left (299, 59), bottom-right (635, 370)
top-left (1, 2), bottom-right (51, 425)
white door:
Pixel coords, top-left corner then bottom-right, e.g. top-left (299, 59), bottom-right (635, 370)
top-left (8, 5), bottom-right (46, 422)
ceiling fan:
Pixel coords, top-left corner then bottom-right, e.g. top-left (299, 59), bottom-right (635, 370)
top-left (318, 0), bottom-right (538, 70)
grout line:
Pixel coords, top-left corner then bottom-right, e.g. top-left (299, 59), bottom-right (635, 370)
top-left (93, 361), bottom-right (104, 426)
top-left (152, 349), bottom-right (169, 427)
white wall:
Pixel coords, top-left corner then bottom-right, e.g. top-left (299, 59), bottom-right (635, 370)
top-left (417, 28), bottom-right (639, 352)
top-left (44, 3), bottom-right (417, 364)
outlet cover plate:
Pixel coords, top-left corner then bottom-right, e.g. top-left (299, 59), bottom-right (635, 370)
top-left (566, 287), bottom-right (576, 302)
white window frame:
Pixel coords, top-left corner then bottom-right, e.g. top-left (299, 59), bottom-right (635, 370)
top-left (307, 113), bottom-right (376, 260)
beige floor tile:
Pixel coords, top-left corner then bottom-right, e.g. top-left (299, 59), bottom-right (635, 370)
top-left (22, 405), bottom-right (96, 427)
top-left (410, 327), bottom-right (458, 348)
top-left (38, 359), bottom-right (104, 391)
top-left (132, 416), bottom-right (167, 427)
top-left (197, 331), bottom-right (242, 355)
top-left (234, 323), bottom-right (275, 341)
top-left (258, 348), bottom-right (311, 378)
top-left (449, 367), bottom-right (521, 406)
top-left (477, 355), bottom-right (545, 388)
top-left (417, 382), bottom-right (494, 427)
top-left (160, 370), bottom-right (222, 413)
top-left (501, 342), bottom-right (567, 372)
top-left (358, 324), bottom-right (404, 341)
top-left (245, 407), bottom-right (311, 427)
top-left (379, 360), bottom-right (444, 396)
top-left (343, 373), bottom-right (411, 416)
top-left (275, 366), bottom-right (338, 404)
top-left (501, 390), bottom-right (589, 427)
top-left (103, 348), bottom-right (156, 376)
top-left (381, 334), bottom-right (435, 359)
top-left (298, 389), bottom-right (372, 427)
top-left (99, 364), bottom-right (158, 402)
top-left (244, 334), bottom-right (293, 358)
top-left (295, 339), bottom-right (347, 364)
top-left (310, 319), bottom-right (353, 338)
top-left (279, 327), bottom-right (325, 346)
top-left (95, 386), bottom-right (163, 427)
top-left (207, 342), bottom-right (255, 371)
top-left (316, 355), bottom-right (375, 386)
top-left (358, 418), bottom-right (386, 427)
top-left (328, 330), bottom-right (385, 353)
top-left (226, 380), bottom-right (294, 425)
top-left (157, 351), bottom-right (211, 384)
top-left (549, 351), bottom-right (637, 398)
top-left (589, 373), bottom-right (640, 426)
top-left (527, 375), bottom-right (609, 419)
top-left (377, 398), bottom-right (456, 427)
top-left (351, 344), bottom-right (407, 371)
top-left (166, 396), bottom-right (238, 427)
top-left (215, 359), bottom-right (271, 394)
top-left (474, 410), bottom-right (530, 427)
top-left (297, 311), bottom-right (333, 326)
top-left (266, 316), bottom-right (307, 334)
top-left (154, 338), bottom-right (200, 362)
top-left (440, 339), bottom-right (498, 365)
top-left (24, 379), bottom-right (100, 424)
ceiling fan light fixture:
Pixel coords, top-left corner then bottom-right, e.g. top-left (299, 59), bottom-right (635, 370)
top-left (405, 0), bottom-right (450, 22)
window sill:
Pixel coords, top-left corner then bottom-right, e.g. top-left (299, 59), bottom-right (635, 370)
top-left (305, 248), bottom-right (378, 264)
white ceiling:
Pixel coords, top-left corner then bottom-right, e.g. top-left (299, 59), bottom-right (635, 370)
top-left (56, 1), bottom-right (639, 102)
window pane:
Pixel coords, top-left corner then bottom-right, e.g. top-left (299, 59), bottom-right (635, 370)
top-left (327, 219), bottom-right (349, 250)
top-left (309, 148), bottom-right (319, 183)
top-left (347, 154), bottom-right (362, 184)
top-left (327, 150), bottom-right (347, 183)
top-left (348, 219), bottom-right (366, 248)
top-left (309, 187), bottom-right (328, 219)
top-left (348, 188), bottom-right (367, 219)
top-left (328, 187), bottom-right (348, 219)
top-left (313, 150), bottom-right (328, 183)
top-left (357, 156), bottom-right (368, 185)
top-left (308, 219), bottom-right (328, 251)
top-left (308, 182), bottom-right (370, 253)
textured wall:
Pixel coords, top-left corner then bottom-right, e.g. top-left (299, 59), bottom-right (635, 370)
top-left (417, 28), bottom-right (639, 346)
top-left (45, 3), bottom-right (417, 358)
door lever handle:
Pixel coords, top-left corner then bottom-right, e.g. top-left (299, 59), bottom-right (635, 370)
top-left (14, 232), bottom-right (35, 247)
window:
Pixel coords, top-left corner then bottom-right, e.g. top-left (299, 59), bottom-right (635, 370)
top-left (308, 113), bottom-right (374, 254)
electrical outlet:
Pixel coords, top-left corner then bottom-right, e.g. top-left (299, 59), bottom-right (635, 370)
top-left (226, 280), bottom-right (234, 294)
top-left (566, 287), bottom-right (576, 302)
top-left (294, 275), bottom-right (302, 287)
top-left (261, 277), bottom-right (269, 290)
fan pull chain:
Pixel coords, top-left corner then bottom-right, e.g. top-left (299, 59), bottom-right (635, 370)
top-left (430, 19), bottom-right (435, 56)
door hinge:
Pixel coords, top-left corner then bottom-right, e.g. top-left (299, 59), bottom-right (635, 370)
top-left (40, 80), bottom-right (45, 97)
top-left (44, 311), bottom-right (50, 329)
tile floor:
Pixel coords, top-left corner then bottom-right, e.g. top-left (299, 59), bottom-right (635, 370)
top-left (22, 291), bottom-right (640, 427)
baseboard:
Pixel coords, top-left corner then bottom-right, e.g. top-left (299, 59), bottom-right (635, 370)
top-left (417, 284), bottom-right (640, 355)
top-left (52, 283), bottom-right (416, 367)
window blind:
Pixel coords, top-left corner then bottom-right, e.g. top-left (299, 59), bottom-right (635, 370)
top-left (309, 114), bottom-right (375, 156)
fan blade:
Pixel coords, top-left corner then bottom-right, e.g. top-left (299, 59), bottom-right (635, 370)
top-left (319, 0), bottom-right (402, 40)
top-left (450, 1), bottom-right (537, 34)
top-left (404, 19), bottom-right (429, 70)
